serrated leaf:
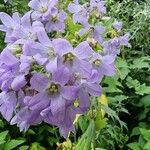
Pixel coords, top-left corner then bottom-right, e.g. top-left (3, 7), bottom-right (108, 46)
top-left (3, 140), bottom-right (25, 150)
top-left (108, 95), bottom-right (128, 103)
top-left (140, 128), bottom-right (150, 141)
top-left (127, 142), bottom-right (141, 150)
top-left (18, 146), bottom-right (29, 150)
top-left (116, 57), bottom-right (130, 80)
top-left (0, 131), bottom-right (8, 143)
top-left (103, 76), bottom-right (123, 93)
top-left (135, 84), bottom-right (150, 95)
top-left (126, 76), bottom-right (140, 88)
top-left (130, 57), bottom-right (150, 69)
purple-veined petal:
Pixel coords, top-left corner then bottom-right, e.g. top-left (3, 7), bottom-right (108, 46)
top-left (74, 58), bottom-right (92, 77)
top-left (30, 73), bottom-right (49, 92)
top-left (11, 74), bottom-right (26, 91)
top-left (52, 39), bottom-right (73, 56)
top-left (0, 91), bottom-right (17, 121)
top-left (29, 93), bottom-right (50, 110)
top-left (61, 86), bottom-right (78, 100)
top-left (45, 57), bottom-right (58, 73)
top-left (0, 50), bottom-right (18, 66)
top-left (53, 66), bottom-right (70, 85)
top-left (33, 54), bottom-right (48, 65)
top-left (74, 41), bottom-right (92, 59)
top-left (37, 29), bottom-right (51, 46)
top-left (0, 12), bottom-right (15, 28)
top-left (50, 96), bottom-right (65, 115)
top-left (86, 83), bottom-right (102, 96)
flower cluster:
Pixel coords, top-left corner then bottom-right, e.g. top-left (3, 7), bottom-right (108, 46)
top-left (0, 0), bottom-right (129, 138)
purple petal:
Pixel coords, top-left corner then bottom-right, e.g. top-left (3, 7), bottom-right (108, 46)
top-left (45, 57), bottom-right (58, 73)
top-left (11, 75), bottom-right (26, 91)
top-left (50, 96), bottom-right (65, 115)
top-left (86, 83), bottom-right (102, 96)
top-left (33, 54), bottom-right (48, 65)
top-left (68, 3), bottom-right (81, 13)
top-left (30, 73), bottom-right (49, 92)
top-left (29, 93), bottom-right (50, 110)
top-left (28, 0), bottom-right (41, 10)
top-left (61, 86), bottom-right (78, 100)
top-left (52, 39), bottom-right (73, 56)
top-left (113, 21), bottom-right (122, 31)
top-left (78, 87), bottom-right (90, 110)
top-left (74, 58), bottom-right (92, 77)
top-left (53, 66), bottom-right (70, 85)
top-left (0, 12), bottom-right (15, 28)
top-left (0, 50), bottom-right (18, 66)
top-left (37, 29), bottom-right (51, 45)
top-left (74, 41), bottom-right (93, 59)
top-left (21, 12), bottom-right (32, 28)
top-left (0, 91), bottom-right (17, 121)
top-left (78, 27), bottom-right (89, 36)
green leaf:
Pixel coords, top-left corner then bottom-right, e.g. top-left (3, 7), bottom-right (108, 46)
top-left (130, 57), bottom-right (150, 69)
top-left (130, 127), bottom-right (140, 137)
top-left (108, 95), bottom-right (128, 103)
top-left (139, 95), bottom-right (150, 107)
top-left (0, 131), bottom-right (8, 144)
top-left (18, 146), bottom-right (29, 150)
top-left (95, 112), bottom-right (107, 131)
top-left (0, 120), bottom-right (4, 128)
top-left (103, 76), bottom-right (123, 93)
top-left (78, 116), bottom-right (89, 133)
top-left (116, 57), bottom-right (130, 80)
top-left (140, 128), bottom-right (150, 141)
top-left (126, 76), bottom-right (140, 89)
top-left (65, 16), bottom-right (82, 42)
top-left (144, 140), bottom-right (150, 150)
top-left (3, 139), bottom-right (25, 150)
top-left (135, 84), bottom-right (150, 95)
top-left (30, 143), bottom-right (46, 150)
top-left (127, 142), bottom-right (141, 150)
top-left (76, 120), bottom-right (95, 150)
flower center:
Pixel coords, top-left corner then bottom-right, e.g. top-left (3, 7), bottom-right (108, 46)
top-left (48, 83), bottom-right (60, 95)
top-left (47, 47), bottom-right (55, 58)
top-left (51, 15), bottom-right (58, 22)
top-left (93, 59), bottom-right (101, 66)
top-left (74, 99), bottom-right (79, 108)
top-left (63, 52), bottom-right (75, 62)
top-left (40, 6), bottom-right (48, 13)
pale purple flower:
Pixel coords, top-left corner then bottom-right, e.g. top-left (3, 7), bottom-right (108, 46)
top-left (45, 9), bottom-right (67, 33)
top-left (0, 12), bottom-right (21, 43)
top-left (68, 0), bottom-right (89, 26)
top-left (28, 0), bottom-right (58, 21)
top-left (103, 34), bottom-right (129, 55)
top-left (91, 52), bottom-right (116, 77)
top-left (29, 67), bottom-right (78, 115)
top-left (113, 21), bottom-right (123, 31)
top-left (13, 12), bottom-right (44, 43)
top-left (90, 0), bottom-right (106, 15)
top-left (78, 25), bottom-right (105, 44)
top-left (52, 39), bottom-right (93, 77)
top-left (0, 91), bottom-right (17, 121)
top-left (11, 106), bottom-right (42, 132)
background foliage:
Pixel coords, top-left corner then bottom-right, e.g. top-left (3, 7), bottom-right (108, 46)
top-left (0, 0), bottom-right (150, 149)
